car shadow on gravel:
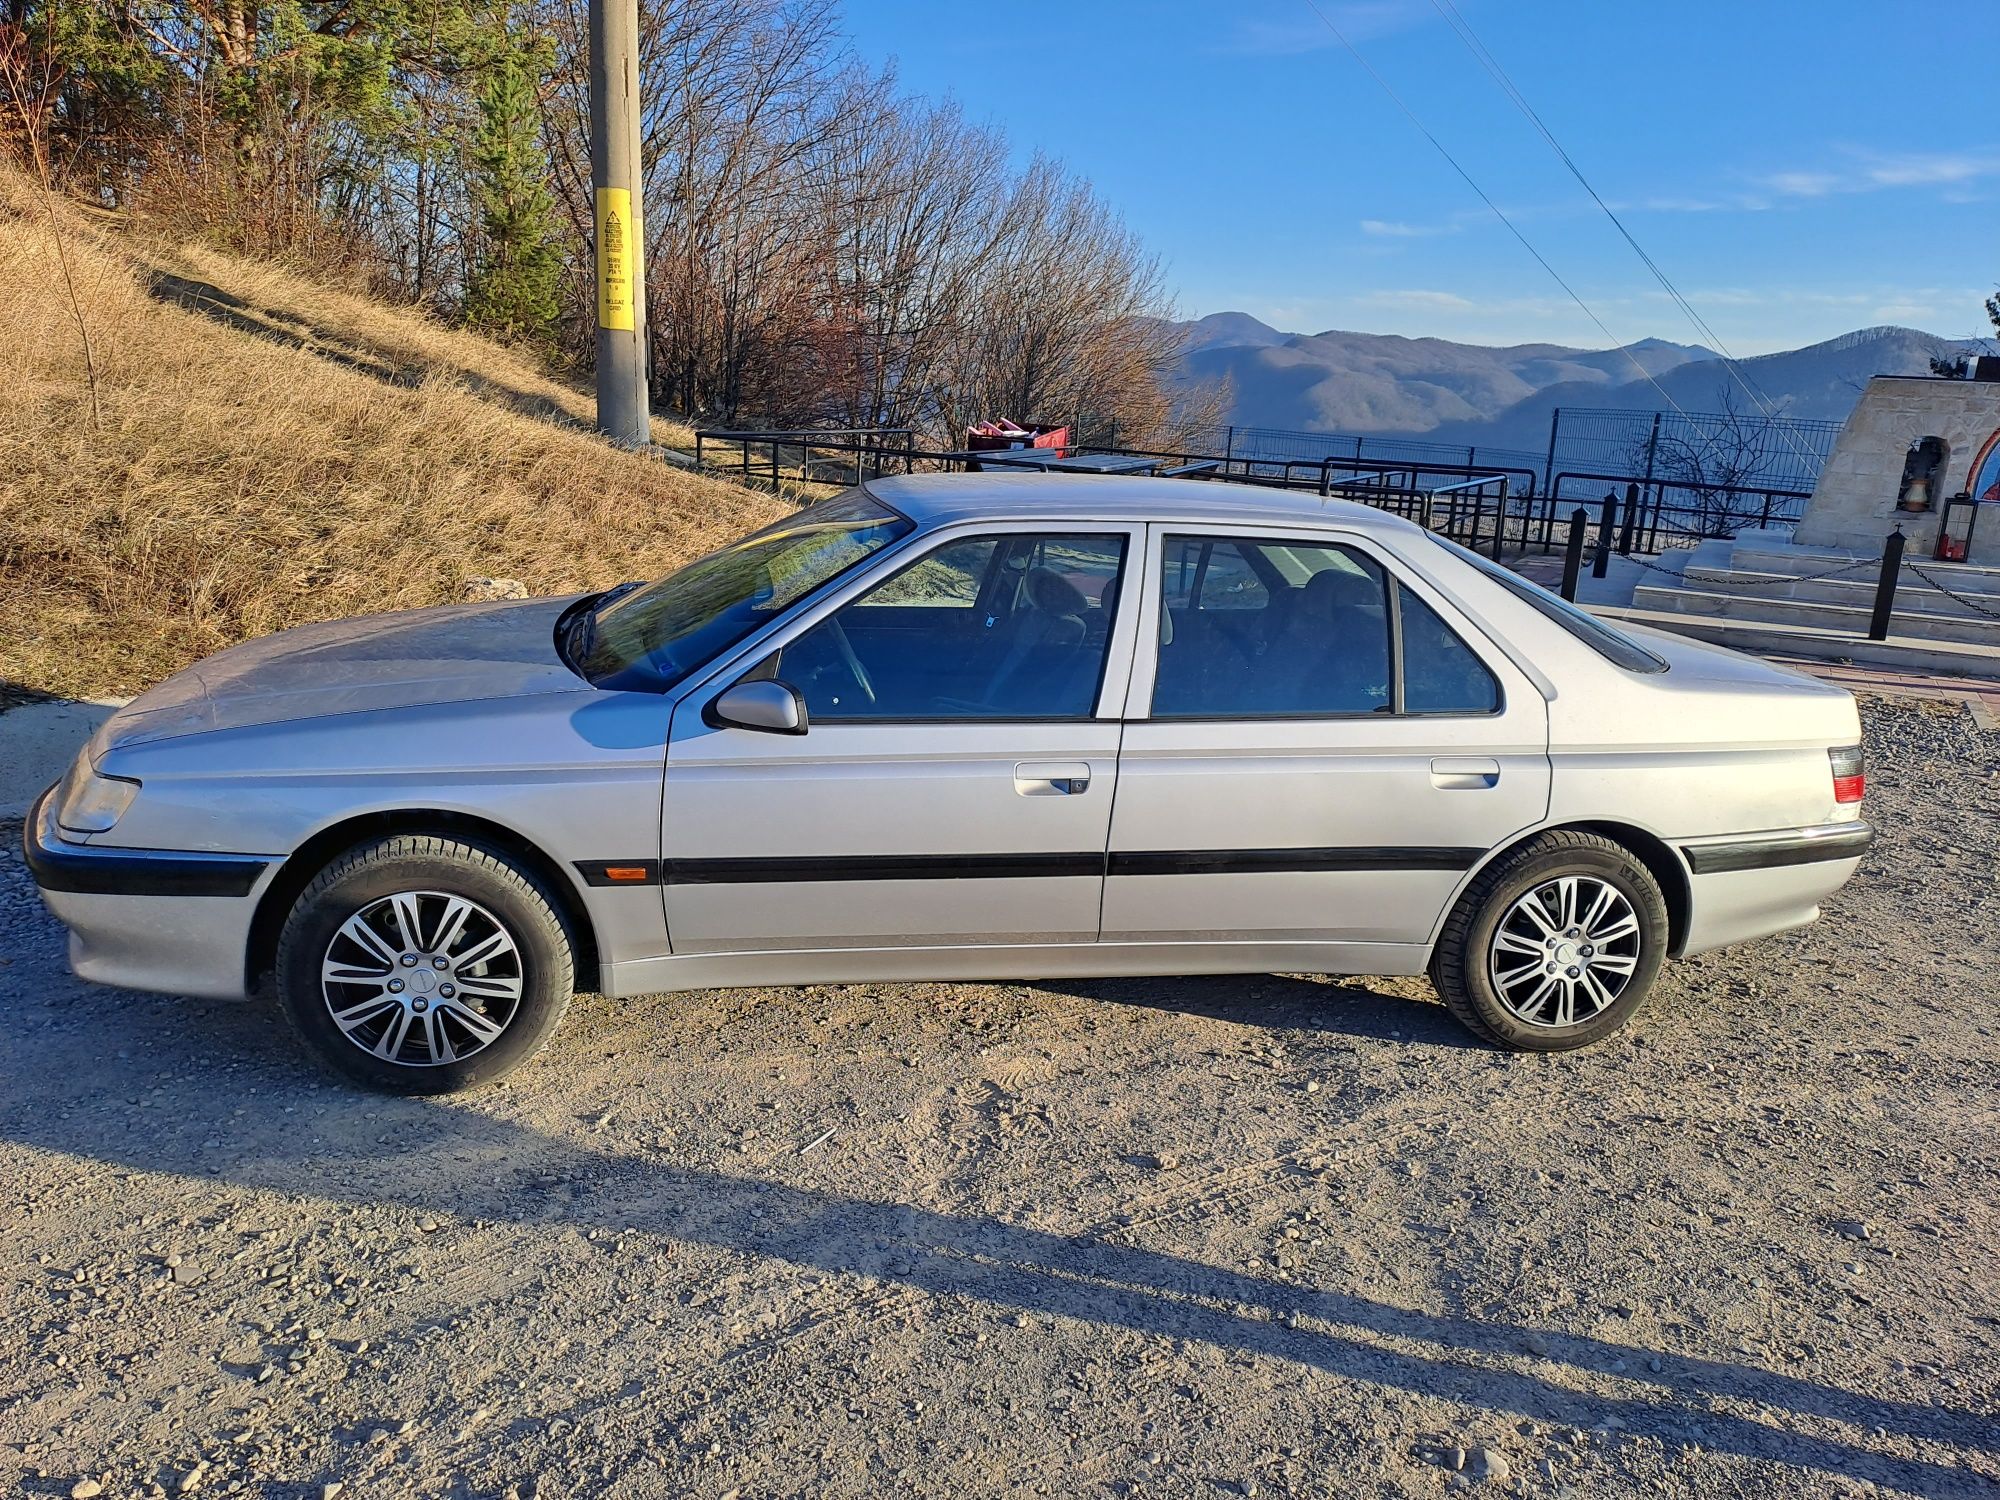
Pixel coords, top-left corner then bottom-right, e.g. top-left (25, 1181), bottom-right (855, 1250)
top-left (0, 997), bottom-right (1989, 1498)
top-left (1046, 974), bottom-right (1486, 1047)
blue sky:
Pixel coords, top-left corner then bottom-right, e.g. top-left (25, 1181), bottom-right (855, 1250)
top-left (837, 0), bottom-right (2000, 354)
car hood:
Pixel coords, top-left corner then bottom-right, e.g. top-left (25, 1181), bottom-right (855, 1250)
top-left (89, 596), bottom-right (587, 756)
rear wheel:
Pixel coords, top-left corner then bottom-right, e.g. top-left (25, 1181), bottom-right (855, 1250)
top-left (274, 835), bottom-right (575, 1093)
top-left (1430, 830), bottom-right (1667, 1051)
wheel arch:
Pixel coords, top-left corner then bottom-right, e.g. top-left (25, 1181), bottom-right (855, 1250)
top-left (1444, 819), bottom-right (1693, 958)
top-left (245, 809), bottom-right (601, 995)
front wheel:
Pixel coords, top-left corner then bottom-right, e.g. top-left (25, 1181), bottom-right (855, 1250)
top-left (1430, 831), bottom-right (1668, 1051)
top-left (274, 835), bottom-right (576, 1093)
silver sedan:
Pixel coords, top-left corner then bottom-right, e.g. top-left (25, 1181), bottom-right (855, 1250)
top-left (27, 476), bottom-right (1871, 1091)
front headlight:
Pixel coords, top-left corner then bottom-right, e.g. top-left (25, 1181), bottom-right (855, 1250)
top-left (55, 757), bottom-right (140, 835)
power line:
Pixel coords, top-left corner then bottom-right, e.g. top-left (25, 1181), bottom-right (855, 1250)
top-left (1424, 0), bottom-right (1820, 469)
top-left (1296, 0), bottom-right (1694, 423)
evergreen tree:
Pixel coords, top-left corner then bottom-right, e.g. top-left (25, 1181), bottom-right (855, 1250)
top-left (463, 44), bottom-right (559, 344)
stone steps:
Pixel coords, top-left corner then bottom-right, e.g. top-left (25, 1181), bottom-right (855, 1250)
top-left (1597, 606), bottom-right (2000, 682)
top-left (1630, 582), bottom-right (2000, 648)
top-left (1677, 566), bottom-right (2000, 621)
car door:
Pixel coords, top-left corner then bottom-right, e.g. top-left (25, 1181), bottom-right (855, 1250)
top-left (1101, 524), bottom-right (1550, 958)
top-left (659, 522), bottom-right (1143, 956)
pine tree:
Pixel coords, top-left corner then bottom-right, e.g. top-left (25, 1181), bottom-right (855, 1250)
top-left (464, 46), bottom-right (559, 344)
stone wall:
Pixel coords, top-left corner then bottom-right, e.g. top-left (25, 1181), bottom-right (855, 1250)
top-left (1794, 375), bottom-right (2000, 563)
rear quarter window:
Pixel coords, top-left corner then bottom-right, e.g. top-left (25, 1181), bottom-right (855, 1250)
top-left (1432, 536), bottom-right (1668, 674)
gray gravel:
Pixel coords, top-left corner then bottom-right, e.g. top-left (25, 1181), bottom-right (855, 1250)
top-left (1, 694), bottom-right (1995, 1499)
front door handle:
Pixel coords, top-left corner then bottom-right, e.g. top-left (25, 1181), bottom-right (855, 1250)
top-left (1015, 761), bottom-right (1092, 797)
top-left (1430, 757), bottom-right (1500, 790)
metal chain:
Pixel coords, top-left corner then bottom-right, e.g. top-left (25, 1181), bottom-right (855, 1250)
top-left (1898, 559), bottom-right (2000, 622)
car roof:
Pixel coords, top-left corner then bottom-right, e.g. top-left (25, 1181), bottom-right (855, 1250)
top-left (863, 472), bottom-right (1427, 535)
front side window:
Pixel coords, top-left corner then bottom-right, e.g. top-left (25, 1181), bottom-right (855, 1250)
top-left (575, 490), bottom-right (912, 691)
top-left (773, 533), bottom-right (1127, 721)
top-left (1154, 536), bottom-right (1392, 717)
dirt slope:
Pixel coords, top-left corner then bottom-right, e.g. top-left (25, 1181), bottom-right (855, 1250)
top-left (0, 171), bottom-right (782, 702)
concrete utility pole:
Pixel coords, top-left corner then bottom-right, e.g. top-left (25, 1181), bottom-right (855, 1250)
top-left (589, 0), bottom-right (649, 447)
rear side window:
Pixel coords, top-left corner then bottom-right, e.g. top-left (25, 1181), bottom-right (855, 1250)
top-left (1432, 535), bottom-right (1668, 674)
top-left (1153, 537), bottom-right (1394, 717)
top-left (1153, 534), bottom-right (1504, 718)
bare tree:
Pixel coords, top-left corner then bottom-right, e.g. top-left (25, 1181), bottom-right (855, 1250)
top-left (939, 156), bottom-right (1183, 444)
top-left (1624, 386), bottom-right (1785, 537)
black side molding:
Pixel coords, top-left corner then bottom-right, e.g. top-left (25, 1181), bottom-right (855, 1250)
top-left (1109, 847), bottom-right (1481, 877)
top-left (23, 789), bottom-right (268, 898)
top-left (665, 852), bottom-right (1103, 885)
top-left (581, 847), bottom-right (1486, 888)
top-left (1680, 823), bottom-right (1873, 876)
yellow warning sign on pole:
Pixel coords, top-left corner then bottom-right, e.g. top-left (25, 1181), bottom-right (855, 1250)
top-left (595, 187), bottom-right (635, 332)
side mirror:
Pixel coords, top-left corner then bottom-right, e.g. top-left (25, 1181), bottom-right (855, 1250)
top-left (705, 678), bottom-right (808, 736)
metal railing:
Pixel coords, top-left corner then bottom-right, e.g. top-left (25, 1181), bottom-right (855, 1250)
top-left (1519, 470), bottom-right (1814, 553)
top-left (1073, 444), bottom-right (1537, 501)
top-left (692, 428), bottom-right (922, 488)
top-left (691, 429), bottom-right (1522, 559)
top-left (1077, 417), bottom-right (1546, 477)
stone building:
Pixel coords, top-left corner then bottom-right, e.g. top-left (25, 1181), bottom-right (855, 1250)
top-left (1794, 372), bottom-right (2000, 564)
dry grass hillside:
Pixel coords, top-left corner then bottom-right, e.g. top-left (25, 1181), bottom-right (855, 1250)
top-left (0, 169), bottom-right (785, 702)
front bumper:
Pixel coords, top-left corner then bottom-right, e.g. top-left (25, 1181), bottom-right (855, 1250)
top-left (22, 784), bottom-right (273, 1000)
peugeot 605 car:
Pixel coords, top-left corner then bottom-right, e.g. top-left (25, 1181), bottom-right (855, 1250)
top-left (27, 475), bottom-right (1870, 1091)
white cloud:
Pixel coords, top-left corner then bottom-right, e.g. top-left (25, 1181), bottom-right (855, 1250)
top-left (1755, 148), bottom-right (2000, 199)
top-left (1762, 170), bottom-right (1842, 198)
top-left (1358, 289), bottom-right (1477, 311)
top-left (1359, 218), bottom-right (1457, 238)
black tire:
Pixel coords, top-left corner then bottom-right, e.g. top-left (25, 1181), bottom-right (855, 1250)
top-left (274, 835), bottom-right (575, 1093)
top-left (1429, 830), bottom-right (1668, 1051)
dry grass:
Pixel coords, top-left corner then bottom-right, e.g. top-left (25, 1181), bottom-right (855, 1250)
top-left (0, 170), bottom-right (780, 701)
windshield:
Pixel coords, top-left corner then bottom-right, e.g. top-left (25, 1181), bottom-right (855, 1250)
top-left (574, 490), bottom-right (913, 691)
top-left (1430, 534), bottom-right (1668, 674)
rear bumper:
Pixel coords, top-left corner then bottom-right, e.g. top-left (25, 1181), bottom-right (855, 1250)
top-left (1676, 820), bottom-right (1871, 956)
top-left (22, 784), bottom-right (271, 1000)
top-left (1678, 821), bottom-right (1872, 876)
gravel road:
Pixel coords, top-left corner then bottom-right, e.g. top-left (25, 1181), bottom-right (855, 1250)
top-left (2, 694), bottom-right (1995, 1500)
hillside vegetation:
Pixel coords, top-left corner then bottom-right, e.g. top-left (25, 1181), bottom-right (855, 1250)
top-left (0, 172), bottom-right (783, 702)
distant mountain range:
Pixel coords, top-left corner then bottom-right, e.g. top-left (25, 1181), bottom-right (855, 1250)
top-left (1164, 313), bottom-right (1994, 455)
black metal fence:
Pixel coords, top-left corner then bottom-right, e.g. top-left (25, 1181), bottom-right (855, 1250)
top-left (1077, 417), bottom-right (1546, 478)
top-left (690, 427), bottom-right (1521, 559)
top-left (1531, 470), bottom-right (1813, 553)
top-left (691, 428), bottom-right (922, 488)
top-left (1078, 405), bottom-right (1844, 500)
top-left (1541, 406), bottom-right (1842, 496)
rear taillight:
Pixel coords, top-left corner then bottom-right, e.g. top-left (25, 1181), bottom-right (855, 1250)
top-left (1830, 744), bottom-right (1865, 804)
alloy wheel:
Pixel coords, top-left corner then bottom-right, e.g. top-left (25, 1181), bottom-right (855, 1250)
top-left (1487, 875), bottom-right (1642, 1028)
top-left (320, 890), bottom-right (524, 1066)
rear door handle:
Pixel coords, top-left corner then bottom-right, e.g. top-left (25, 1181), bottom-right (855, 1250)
top-left (1430, 757), bottom-right (1500, 790)
top-left (1015, 761), bottom-right (1092, 796)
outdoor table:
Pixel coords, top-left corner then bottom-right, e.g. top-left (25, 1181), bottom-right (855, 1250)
top-left (1037, 453), bottom-right (1161, 474)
